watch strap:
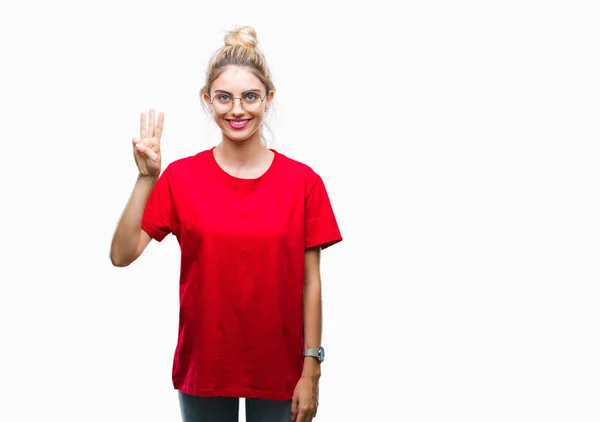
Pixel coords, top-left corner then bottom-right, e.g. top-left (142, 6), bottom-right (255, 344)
top-left (303, 347), bottom-right (324, 362)
top-left (303, 348), bottom-right (320, 357)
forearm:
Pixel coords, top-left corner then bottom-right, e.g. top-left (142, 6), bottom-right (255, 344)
top-left (110, 175), bottom-right (156, 266)
top-left (302, 278), bottom-right (322, 378)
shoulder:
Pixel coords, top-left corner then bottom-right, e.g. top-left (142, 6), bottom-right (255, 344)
top-left (274, 150), bottom-right (321, 188)
top-left (162, 148), bottom-right (213, 178)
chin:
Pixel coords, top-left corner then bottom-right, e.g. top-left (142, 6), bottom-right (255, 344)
top-left (222, 127), bottom-right (258, 142)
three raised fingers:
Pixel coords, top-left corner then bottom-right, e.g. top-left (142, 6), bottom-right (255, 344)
top-left (140, 108), bottom-right (163, 142)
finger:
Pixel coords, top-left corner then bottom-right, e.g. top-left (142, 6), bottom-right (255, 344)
top-left (306, 408), bottom-right (315, 422)
top-left (155, 112), bottom-right (164, 143)
top-left (132, 138), bottom-right (141, 156)
top-left (140, 112), bottom-right (147, 139)
top-left (135, 143), bottom-right (159, 161)
top-left (149, 108), bottom-right (155, 138)
top-left (296, 411), bottom-right (305, 422)
top-left (291, 398), bottom-right (298, 421)
top-left (136, 137), bottom-right (158, 155)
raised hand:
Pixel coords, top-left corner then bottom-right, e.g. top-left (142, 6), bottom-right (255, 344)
top-left (132, 108), bottom-right (164, 179)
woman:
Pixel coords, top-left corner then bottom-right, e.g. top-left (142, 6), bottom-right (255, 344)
top-left (110, 26), bottom-right (342, 422)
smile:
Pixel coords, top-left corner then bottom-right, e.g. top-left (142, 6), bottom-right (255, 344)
top-left (227, 119), bottom-right (250, 129)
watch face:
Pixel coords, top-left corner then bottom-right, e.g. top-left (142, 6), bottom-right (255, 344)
top-left (318, 347), bottom-right (325, 362)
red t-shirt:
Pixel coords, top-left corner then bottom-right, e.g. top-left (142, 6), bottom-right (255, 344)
top-left (141, 147), bottom-right (342, 400)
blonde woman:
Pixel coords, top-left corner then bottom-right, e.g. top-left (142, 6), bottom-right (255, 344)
top-left (110, 26), bottom-right (342, 422)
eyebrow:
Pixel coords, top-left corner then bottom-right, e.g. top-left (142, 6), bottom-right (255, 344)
top-left (213, 89), bottom-right (263, 95)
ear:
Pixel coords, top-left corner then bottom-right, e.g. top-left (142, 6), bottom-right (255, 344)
top-left (202, 92), bottom-right (213, 111)
top-left (265, 90), bottom-right (275, 111)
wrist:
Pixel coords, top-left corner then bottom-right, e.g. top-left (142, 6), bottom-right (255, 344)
top-left (302, 357), bottom-right (321, 378)
top-left (138, 174), bottom-right (158, 184)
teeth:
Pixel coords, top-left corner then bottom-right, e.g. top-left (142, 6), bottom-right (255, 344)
top-left (230, 120), bottom-right (248, 126)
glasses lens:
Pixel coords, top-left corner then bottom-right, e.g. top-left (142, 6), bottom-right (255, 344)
top-left (241, 93), bottom-right (262, 111)
top-left (212, 94), bottom-right (232, 113)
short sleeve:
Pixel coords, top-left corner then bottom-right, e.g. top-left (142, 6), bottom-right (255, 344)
top-left (141, 165), bottom-right (175, 242)
top-left (305, 173), bottom-right (342, 250)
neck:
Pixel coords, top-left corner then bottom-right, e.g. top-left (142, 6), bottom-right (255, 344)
top-left (218, 134), bottom-right (268, 165)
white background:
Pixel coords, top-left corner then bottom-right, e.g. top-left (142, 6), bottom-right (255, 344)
top-left (1, 1), bottom-right (599, 421)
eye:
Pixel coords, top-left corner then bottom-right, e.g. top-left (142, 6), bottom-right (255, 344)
top-left (244, 93), bottom-right (259, 101)
top-left (216, 94), bottom-right (231, 102)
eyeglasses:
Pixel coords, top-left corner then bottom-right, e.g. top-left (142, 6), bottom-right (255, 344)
top-left (210, 91), bottom-right (267, 113)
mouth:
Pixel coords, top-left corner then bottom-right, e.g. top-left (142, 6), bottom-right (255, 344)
top-left (226, 119), bottom-right (251, 130)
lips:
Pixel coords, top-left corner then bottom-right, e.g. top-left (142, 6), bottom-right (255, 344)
top-left (227, 119), bottom-right (250, 130)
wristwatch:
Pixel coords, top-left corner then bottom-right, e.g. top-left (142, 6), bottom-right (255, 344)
top-left (303, 347), bottom-right (325, 363)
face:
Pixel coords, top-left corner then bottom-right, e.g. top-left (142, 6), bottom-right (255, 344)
top-left (204, 66), bottom-right (274, 143)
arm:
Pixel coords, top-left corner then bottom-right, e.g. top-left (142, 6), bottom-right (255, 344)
top-left (302, 245), bottom-right (323, 379)
top-left (109, 175), bottom-right (155, 267)
top-left (291, 246), bottom-right (323, 421)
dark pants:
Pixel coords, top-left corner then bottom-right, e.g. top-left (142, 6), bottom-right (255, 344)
top-left (178, 391), bottom-right (293, 422)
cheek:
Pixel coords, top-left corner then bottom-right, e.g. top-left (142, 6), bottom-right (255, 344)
top-left (252, 110), bottom-right (265, 123)
top-left (214, 115), bottom-right (227, 128)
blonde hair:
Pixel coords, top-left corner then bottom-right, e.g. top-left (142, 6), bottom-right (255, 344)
top-left (201, 26), bottom-right (275, 97)
top-left (200, 26), bottom-right (276, 144)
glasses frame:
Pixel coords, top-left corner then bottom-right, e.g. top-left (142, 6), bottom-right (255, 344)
top-left (210, 91), bottom-right (268, 113)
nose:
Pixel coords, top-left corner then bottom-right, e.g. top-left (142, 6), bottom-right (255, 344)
top-left (231, 98), bottom-right (244, 115)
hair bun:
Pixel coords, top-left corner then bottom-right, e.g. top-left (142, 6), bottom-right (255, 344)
top-left (224, 26), bottom-right (258, 48)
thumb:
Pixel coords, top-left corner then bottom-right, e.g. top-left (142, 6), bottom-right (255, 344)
top-left (135, 143), bottom-right (159, 161)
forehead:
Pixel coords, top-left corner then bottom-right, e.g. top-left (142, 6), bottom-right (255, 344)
top-left (211, 66), bottom-right (263, 93)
